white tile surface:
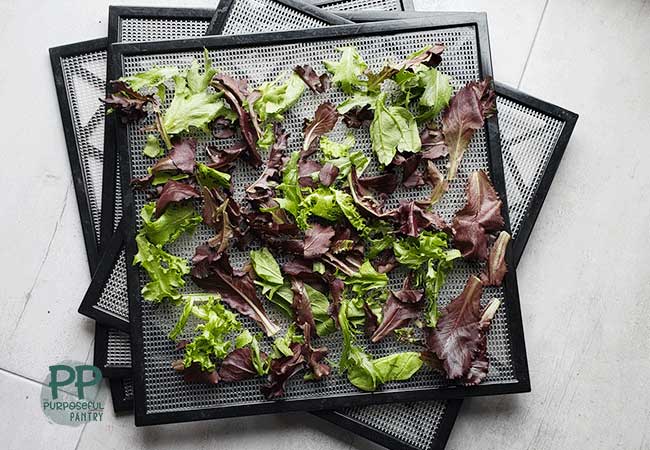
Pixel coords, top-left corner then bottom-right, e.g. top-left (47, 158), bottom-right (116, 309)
top-left (2, 0), bottom-right (650, 449)
top-left (414, 0), bottom-right (548, 86)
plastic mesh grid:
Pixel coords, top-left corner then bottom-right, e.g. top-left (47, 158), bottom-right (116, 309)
top-left (497, 97), bottom-right (564, 235)
top-left (123, 377), bottom-right (134, 400)
top-left (95, 249), bottom-right (129, 321)
top-left (318, 0), bottom-right (400, 12)
top-left (119, 28), bottom-right (518, 415)
top-left (106, 329), bottom-right (132, 367)
top-left (222, 0), bottom-right (329, 35)
top-left (120, 17), bottom-right (210, 43)
top-left (60, 52), bottom-right (107, 243)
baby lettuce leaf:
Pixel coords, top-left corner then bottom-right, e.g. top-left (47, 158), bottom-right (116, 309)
top-left (141, 202), bottom-right (202, 246)
top-left (425, 275), bottom-right (500, 384)
top-left (181, 295), bottom-right (241, 373)
top-left (190, 249), bottom-right (280, 336)
top-left (143, 134), bottom-right (164, 158)
top-left (150, 138), bottom-right (197, 176)
top-left (163, 75), bottom-right (232, 136)
top-left (102, 81), bottom-right (156, 124)
top-left (250, 248), bottom-right (294, 318)
top-left (196, 162), bottom-right (231, 190)
top-left (303, 283), bottom-right (337, 337)
top-left (294, 64), bottom-right (331, 93)
top-left (323, 47), bottom-right (368, 94)
top-left (443, 78), bottom-right (496, 180)
top-left (262, 342), bottom-right (305, 399)
top-left (338, 300), bottom-right (423, 391)
top-left (346, 260), bottom-right (389, 296)
top-left (370, 93), bottom-right (421, 165)
top-left (302, 102), bottom-right (339, 156)
top-left (290, 279), bottom-right (318, 338)
top-left (451, 170), bottom-right (505, 260)
top-left (154, 180), bottom-right (200, 217)
top-left (207, 142), bottom-right (246, 170)
top-left (370, 278), bottom-right (424, 343)
top-left (276, 152), bottom-right (304, 220)
top-left (303, 223), bottom-right (336, 259)
top-left (218, 346), bottom-right (269, 382)
top-left (480, 231), bottom-right (511, 286)
top-left (252, 73), bottom-right (306, 122)
top-left (120, 65), bottom-right (179, 100)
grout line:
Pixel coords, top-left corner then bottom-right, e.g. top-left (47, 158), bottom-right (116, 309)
top-left (517, 0), bottom-right (550, 88)
top-left (73, 422), bottom-right (88, 450)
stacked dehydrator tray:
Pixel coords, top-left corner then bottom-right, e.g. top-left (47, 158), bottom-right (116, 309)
top-left (50, 0), bottom-right (577, 448)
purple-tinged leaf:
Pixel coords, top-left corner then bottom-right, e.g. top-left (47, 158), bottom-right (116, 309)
top-left (262, 342), bottom-right (305, 399)
top-left (302, 102), bottom-right (339, 157)
top-left (480, 231), bottom-right (511, 286)
top-left (155, 180), bottom-right (200, 217)
top-left (303, 224), bottom-right (336, 259)
top-left (294, 65), bottom-right (330, 93)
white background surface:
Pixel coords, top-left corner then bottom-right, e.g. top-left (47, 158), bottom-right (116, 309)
top-left (0, 0), bottom-right (649, 449)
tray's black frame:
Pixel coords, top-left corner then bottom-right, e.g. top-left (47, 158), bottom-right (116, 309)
top-left (110, 16), bottom-right (529, 426)
top-left (306, 0), bottom-right (414, 11)
top-left (79, 218), bottom-right (130, 332)
top-left (50, 37), bottom-right (108, 270)
top-left (109, 377), bottom-right (133, 413)
top-left (100, 5), bottom-right (217, 250)
top-left (94, 322), bottom-right (132, 378)
top-left (206, 0), bottom-right (352, 35)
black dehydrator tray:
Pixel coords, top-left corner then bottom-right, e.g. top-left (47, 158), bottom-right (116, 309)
top-left (110, 17), bottom-right (528, 426)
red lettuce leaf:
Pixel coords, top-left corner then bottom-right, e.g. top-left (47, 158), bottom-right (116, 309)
top-left (424, 275), bottom-right (500, 384)
top-left (101, 81), bottom-right (155, 123)
top-left (207, 142), bottom-right (246, 170)
top-left (298, 159), bottom-right (323, 188)
top-left (261, 342), bottom-right (305, 399)
top-left (302, 102), bottom-right (339, 157)
top-left (343, 105), bottom-right (373, 129)
top-left (358, 173), bottom-right (399, 194)
top-left (190, 250), bottom-right (280, 336)
top-left (290, 279), bottom-right (317, 338)
top-left (294, 65), bottom-right (331, 93)
top-left (371, 277), bottom-right (424, 343)
top-left (218, 347), bottom-right (266, 382)
top-left (442, 78), bottom-right (496, 180)
top-left (155, 180), bottom-right (200, 217)
top-left (150, 138), bottom-right (197, 175)
top-left (420, 124), bottom-right (449, 160)
top-left (396, 201), bottom-right (446, 237)
top-left (246, 124), bottom-right (289, 205)
top-left (172, 361), bottom-right (220, 385)
top-left (303, 224), bottom-right (336, 259)
top-left (210, 117), bottom-right (236, 139)
top-left (301, 332), bottom-right (331, 380)
top-left (319, 163), bottom-right (339, 187)
top-left (451, 170), bottom-right (504, 260)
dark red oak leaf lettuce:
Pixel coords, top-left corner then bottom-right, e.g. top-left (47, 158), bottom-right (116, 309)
top-left (207, 142), bottom-right (246, 170)
top-left (303, 224), bottom-right (335, 259)
top-left (261, 342), bottom-right (305, 399)
top-left (358, 173), bottom-right (399, 195)
top-left (155, 180), bottom-right (200, 217)
top-left (319, 163), bottom-right (339, 187)
top-left (294, 65), bottom-right (331, 93)
top-left (443, 78), bottom-right (496, 180)
top-left (348, 168), bottom-right (396, 219)
top-left (218, 347), bottom-right (267, 382)
top-left (211, 74), bottom-right (262, 167)
top-left (424, 275), bottom-right (500, 384)
top-left (301, 331), bottom-right (331, 380)
top-left (246, 125), bottom-right (289, 204)
top-left (420, 124), bottom-right (449, 160)
top-left (150, 138), bottom-right (197, 175)
top-left (101, 81), bottom-right (155, 123)
top-left (343, 105), bottom-right (373, 129)
top-left (202, 188), bottom-right (236, 254)
top-left (396, 201), bottom-right (446, 237)
top-left (400, 154), bottom-right (425, 188)
top-left (172, 360), bottom-right (220, 385)
top-left (480, 231), bottom-right (511, 286)
top-left (371, 277), bottom-right (424, 343)
top-left (190, 249), bottom-right (280, 336)
top-left (451, 170), bottom-right (504, 260)
top-left (211, 117), bottom-right (236, 139)
top-left (298, 159), bottom-right (323, 188)
top-left (302, 102), bottom-right (339, 157)
top-left (290, 279), bottom-right (317, 337)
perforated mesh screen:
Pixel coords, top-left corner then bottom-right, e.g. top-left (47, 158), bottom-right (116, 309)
top-left (118, 27), bottom-right (518, 416)
top-left (222, 0), bottom-right (329, 35)
top-left (106, 329), bottom-right (132, 368)
top-left (60, 52), bottom-right (107, 243)
top-left (95, 249), bottom-right (129, 321)
top-left (120, 17), bottom-right (210, 43)
top-left (498, 97), bottom-right (564, 234)
top-left (317, 0), bottom-right (401, 11)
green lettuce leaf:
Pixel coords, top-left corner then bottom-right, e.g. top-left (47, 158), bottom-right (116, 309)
top-left (253, 73), bottom-right (306, 122)
top-left (140, 202), bottom-right (202, 246)
top-left (121, 65), bottom-right (180, 100)
top-left (143, 134), bottom-right (164, 158)
top-left (186, 49), bottom-right (217, 94)
top-left (370, 93), bottom-right (421, 165)
top-left (304, 284), bottom-right (336, 337)
top-left (133, 232), bottom-right (190, 303)
top-left (196, 162), bottom-right (231, 189)
top-left (270, 323), bottom-right (305, 359)
top-left (346, 260), bottom-right (389, 296)
top-left (250, 248), bottom-right (294, 318)
top-left (276, 151), bottom-right (304, 219)
top-left (163, 75), bottom-right (233, 135)
top-left (323, 47), bottom-right (368, 94)
top-left (416, 67), bottom-right (453, 120)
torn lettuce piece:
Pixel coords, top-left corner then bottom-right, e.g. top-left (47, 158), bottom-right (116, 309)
top-left (323, 47), bottom-right (368, 94)
top-left (133, 232), bottom-right (190, 303)
top-left (196, 162), bottom-right (231, 189)
top-left (269, 323), bottom-right (305, 359)
top-left (140, 202), bottom-right (202, 246)
top-left (143, 134), bottom-right (164, 158)
top-left (303, 284), bottom-right (336, 337)
top-left (370, 93), bottom-right (421, 165)
top-left (252, 72), bottom-right (306, 123)
top-left (250, 248), bottom-right (294, 318)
